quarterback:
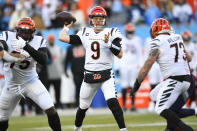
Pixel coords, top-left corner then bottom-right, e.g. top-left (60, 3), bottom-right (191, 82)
top-left (59, 6), bottom-right (127, 131)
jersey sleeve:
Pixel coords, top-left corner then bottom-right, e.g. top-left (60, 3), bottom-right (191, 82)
top-left (0, 31), bottom-right (8, 50)
top-left (110, 28), bottom-right (122, 42)
top-left (76, 27), bottom-right (85, 42)
top-left (0, 31), bottom-right (7, 41)
top-left (40, 38), bottom-right (47, 48)
top-left (149, 39), bottom-right (160, 50)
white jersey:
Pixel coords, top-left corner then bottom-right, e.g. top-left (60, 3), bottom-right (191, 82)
top-left (0, 60), bottom-right (3, 76)
top-left (184, 41), bottom-right (197, 70)
top-left (149, 33), bottom-right (190, 78)
top-left (0, 31), bottom-right (47, 85)
top-left (77, 27), bottom-right (122, 71)
top-left (120, 35), bottom-right (142, 68)
top-left (144, 37), bottom-right (162, 84)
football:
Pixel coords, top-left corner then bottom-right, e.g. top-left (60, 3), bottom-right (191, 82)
top-left (56, 11), bottom-right (76, 25)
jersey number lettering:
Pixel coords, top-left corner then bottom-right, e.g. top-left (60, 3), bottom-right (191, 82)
top-left (170, 42), bottom-right (186, 63)
top-left (91, 41), bottom-right (100, 60)
top-left (10, 60), bottom-right (30, 69)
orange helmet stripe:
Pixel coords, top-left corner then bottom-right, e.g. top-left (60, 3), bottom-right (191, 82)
top-left (151, 18), bottom-right (171, 38)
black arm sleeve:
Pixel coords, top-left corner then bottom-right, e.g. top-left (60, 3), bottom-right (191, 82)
top-left (23, 44), bottom-right (48, 65)
top-left (0, 40), bottom-right (8, 51)
top-left (110, 38), bottom-right (122, 56)
top-left (69, 35), bottom-right (82, 46)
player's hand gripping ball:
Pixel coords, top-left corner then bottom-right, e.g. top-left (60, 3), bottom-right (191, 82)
top-left (56, 11), bottom-right (76, 26)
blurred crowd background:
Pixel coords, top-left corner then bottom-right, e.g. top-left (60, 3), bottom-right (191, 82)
top-left (0, 0), bottom-right (197, 30)
top-left (0, 0), bottom-right (197, 116)
top-left (1, 0), bottom-right (197, 47)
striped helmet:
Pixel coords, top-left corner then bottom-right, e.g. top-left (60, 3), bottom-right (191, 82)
top-left (16, 17), bottom-right (36, 41)
top-left (150, 18), bottom-right (171, 38)
top-left (88, 6), bottom-right (107, 29)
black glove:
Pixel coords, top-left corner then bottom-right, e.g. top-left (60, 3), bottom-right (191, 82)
top-left (130, 79), bottom-right (141, 96)
top-left (109, 38), bottom-right (121, 56)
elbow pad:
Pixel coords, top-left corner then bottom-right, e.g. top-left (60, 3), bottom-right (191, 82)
top-left (110, 38), bottom-right (121, 56)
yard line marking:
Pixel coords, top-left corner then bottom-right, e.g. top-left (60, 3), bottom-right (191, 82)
top-left (23, 122), bottom-right (197, 130)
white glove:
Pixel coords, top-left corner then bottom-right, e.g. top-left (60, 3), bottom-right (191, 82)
top-left (20, 49), bottom-right (30, 58)
top-left (3, 51), bottom-right (26, 63)
top-left (11, 37), bottom-right (26, 49)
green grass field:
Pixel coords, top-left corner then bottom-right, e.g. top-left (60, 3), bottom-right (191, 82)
top-left (7, 113), bottom-right (197, 131)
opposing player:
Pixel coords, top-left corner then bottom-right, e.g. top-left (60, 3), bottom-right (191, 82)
top-left (0, 17), bottom-right (62, 131)
top-left (119, 23), bottom-right (143, 111)
top-left (131, 18), bottom-right (194, 131)
top-left (59, 6), bottom-right (127, 131)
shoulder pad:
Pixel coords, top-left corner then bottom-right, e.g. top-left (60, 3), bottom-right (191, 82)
top-left (149, 39), bottom-right (160, 49)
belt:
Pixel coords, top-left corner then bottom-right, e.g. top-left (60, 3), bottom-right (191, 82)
top-left (85, 69), bottom-right (112, 73)
top-left (168, 75), bottom-right (191, 82)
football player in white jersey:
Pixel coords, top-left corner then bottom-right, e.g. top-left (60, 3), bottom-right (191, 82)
top-left (144, 37), bottom-right (162, 112)
top-left (119, 23), bottom-right (143, 111)
top-left (0, 60), bottom-right (5, 94)
top-left (131, 18), bottom-right (194, 131)
top-left (0, 17), bottom-right (62, 131)
top-left (181, 30), bottom-right (197, 108)
top-left (59, 6), bottom-right (127, 131)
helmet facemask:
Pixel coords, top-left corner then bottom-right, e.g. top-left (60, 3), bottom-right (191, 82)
top-left (16, 28), bottom-right (35, 41)
top-left (124, 23), bottom-right (135, 39)
top-left (90, 16), bottom-right (106, 30)
top-left (88, 6), bottom-right (107, 30)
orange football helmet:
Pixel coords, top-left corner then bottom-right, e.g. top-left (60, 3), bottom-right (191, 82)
top-left (181, 30), bottom-right (192, 42)
top-left (88, 6), bottom-right (107, 29)
top-left (150, 18), bottom-right (171, 38)
top-left (16, 17), bottom-right (36, 41)
top-left (124, 23), bottom-right (135, 33)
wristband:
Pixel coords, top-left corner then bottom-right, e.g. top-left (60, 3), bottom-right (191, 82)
top-left (63, 26), bottom-right (69, 32)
